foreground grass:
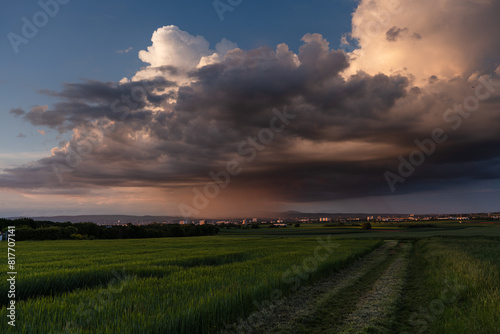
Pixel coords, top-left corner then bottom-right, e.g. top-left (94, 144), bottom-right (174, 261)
top-left (2, 230), bottom-right (499, 333)
top-left (396, 237), bottom-right (500, 333)
top-left (0, 237), bottom-right (380, 333)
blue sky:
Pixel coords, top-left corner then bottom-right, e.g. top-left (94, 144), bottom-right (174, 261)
top-left (0, 0), bottom-right (356, 165)
top-left (0, 0), bottom-right (499, 217)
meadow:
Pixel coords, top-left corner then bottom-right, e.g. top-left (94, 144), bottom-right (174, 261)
top-left (0, 221), bottom-right (499, 333)
top-left (0, 236), bottom-right (380, 333)
top-left (396, 237), bottom-right (500, 333)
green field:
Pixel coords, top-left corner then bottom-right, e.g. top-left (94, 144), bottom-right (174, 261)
top-left (0, 236), bottom-right (380, 333)
top-left (1, 222), bottom-right (499, 333)
top-left (219, 221), bottom-right (500, 239)
top-left (397, 237), bottom-right (500, 333)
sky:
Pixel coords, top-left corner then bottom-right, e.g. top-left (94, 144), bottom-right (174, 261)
top-left (0, 0), bottom-right (499, 218)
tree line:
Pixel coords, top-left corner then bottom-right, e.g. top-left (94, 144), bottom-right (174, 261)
top-left (0, 218), bottom-right (219, 241)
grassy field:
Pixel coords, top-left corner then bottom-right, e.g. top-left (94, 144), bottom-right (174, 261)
top-left (0, 237), bottom-right (380, 333)
top-left (1, 221), bottom-right (499, 333)
top-left (396, 237), bottom-right (500, 333)
top-left (220, 221), bottom-right (500, 239)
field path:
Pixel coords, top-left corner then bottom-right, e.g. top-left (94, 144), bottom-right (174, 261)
top-left (338, 242), bottom-right (410, 333)
top-left (221, 240), bottom-right (411, 334)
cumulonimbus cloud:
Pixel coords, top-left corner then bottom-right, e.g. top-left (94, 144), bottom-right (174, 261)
top-left (2, 0), bottom-right (500, 215)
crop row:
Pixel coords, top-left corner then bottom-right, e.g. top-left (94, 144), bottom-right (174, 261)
top-left (0, 251), bottom-right (254, 305)
top-left (0, 237), bottom-right (381, 333)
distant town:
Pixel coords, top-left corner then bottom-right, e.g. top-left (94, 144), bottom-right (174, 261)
top-left (21, 212), bottom-right (500, 227)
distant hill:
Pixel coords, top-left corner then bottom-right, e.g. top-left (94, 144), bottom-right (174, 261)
top-left (14, 215), bottom-right (182, 225)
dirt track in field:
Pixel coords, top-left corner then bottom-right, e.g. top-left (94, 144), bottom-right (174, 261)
top-left (220, 240), bottom-right (411, 334)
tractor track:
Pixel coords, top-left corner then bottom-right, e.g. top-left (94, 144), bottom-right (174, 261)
top-left (221, 240), bottom-right (411, 334)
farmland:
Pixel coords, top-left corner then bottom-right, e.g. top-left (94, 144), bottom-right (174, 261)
top-left (396, 237), bottom-right (500, 333)
top-left (0, 236), bottom-right (380, 333)
top-left (1, 222), bottom-right (499, 333)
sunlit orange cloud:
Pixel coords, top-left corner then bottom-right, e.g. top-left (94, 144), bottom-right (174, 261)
top-left (274, 139), bottom-right (398, 163)
top-left (346, 0), bottom-right (499, 84)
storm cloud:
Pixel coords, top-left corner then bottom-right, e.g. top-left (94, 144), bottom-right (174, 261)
top-left (2, 0), bottom-right (500, 216)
